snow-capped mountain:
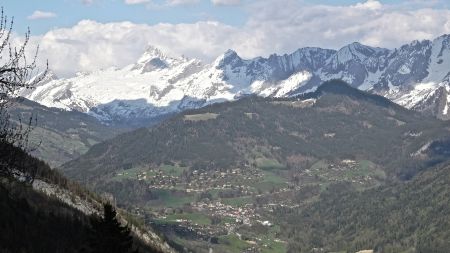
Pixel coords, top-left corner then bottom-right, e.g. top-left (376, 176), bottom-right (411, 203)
top-left (24, 34), bottom-right (450, 124)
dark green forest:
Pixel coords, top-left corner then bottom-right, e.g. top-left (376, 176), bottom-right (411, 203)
top-left (0, 142), bottom-right (164, 253)
top-left (282, 162), bottom-right (450, 253)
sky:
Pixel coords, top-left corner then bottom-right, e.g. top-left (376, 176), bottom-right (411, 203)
top-left (2, 0), bottom-right (450, 77)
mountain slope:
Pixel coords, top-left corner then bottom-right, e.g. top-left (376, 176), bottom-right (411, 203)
top-left (8, 98), bottom-right (124, 167)
top-left (63, 80), bottom-right (450, 193)
top-left (283, 161), bottom-right (450, 253)
top-left (0, 142), bottom-right (174, 253)
top-left (61, 80), bottom-right (450, 253)
top-left (23, 35), bottom-right (450, 124)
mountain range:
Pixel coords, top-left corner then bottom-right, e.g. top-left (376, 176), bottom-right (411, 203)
top-left (62, 80), bottom-right (450, 187)
top-left (23, 34), bottom-right (450, 125)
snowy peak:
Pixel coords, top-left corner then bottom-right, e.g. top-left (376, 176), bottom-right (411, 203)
top-left (328, 42), bottom-right (389, 68)
top-left (24, 33), bottom-right (450, 125)
top-left (433, 34), bottom-right (450, 50)
top-left (288, 47), bottom-right (336, 70)
top-left (424, 35), bottom-right (450, 83)
top-left (30, 69), bottom-right (58, 84)
top-left (134, 46), bottom-right (192, 73)
top-left (138, 46), bottom-right (170, 63)
top-left (341, 42), bottom-right (376, 57)
top-left (214, 49), bottom-right (242, 68)
top-left (372, 39), bottom-right (433, 92)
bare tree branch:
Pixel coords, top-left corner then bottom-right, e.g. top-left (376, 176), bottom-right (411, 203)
top-left (0, 7), bottom-right (47, 185)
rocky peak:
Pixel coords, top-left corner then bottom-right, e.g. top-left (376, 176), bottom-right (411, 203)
top-left (24, 34), bottom-right (450, 124)
top-left (333, 42), bottom-right (385, 64)
top-left (28, 69), bottom-right (58, 86)
top-left (214, 49), bottom-right (242, 69)
top-left (135, 46), bottom-right (188, 73)
top-left (138, 46), bottom-right (169, 63)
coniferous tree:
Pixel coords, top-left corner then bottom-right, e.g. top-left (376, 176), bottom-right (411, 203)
top-left (88, 203), bottom-right (136, 253)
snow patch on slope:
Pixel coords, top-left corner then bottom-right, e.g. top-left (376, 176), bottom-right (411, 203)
top-left (359, 70), bottom-right (382, 91)
top-left (274, 71), bottom-right (312, 97)
top-left (391, 82), bottom-right (440, 109)
top-left (250, 71), bottom-right (312, 97)
top-left (425, 35), bottom-right (450, 82)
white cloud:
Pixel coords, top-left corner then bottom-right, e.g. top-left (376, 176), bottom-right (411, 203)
top-left (25, 20), bottom-right (239, 77)
top-left (352, 0), bottom-right (382, 10)
top-left (124, 0), bottom-right (150, 5)
top-left (241, 0), bottom-right (450, 56)
top-left (26, 0), bottom-right (450, 77)
top-left (167, 0), bottom-right (200, 6)
top-left (27, 10), bottom-right (57, 20)
top-left (211, 0), bottom-right (241, 6)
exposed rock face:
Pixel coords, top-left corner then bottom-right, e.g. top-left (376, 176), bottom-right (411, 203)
top-left (33, 179), bottom-right (176, 253)
top-left (24, 34), bottom-right (450, 124)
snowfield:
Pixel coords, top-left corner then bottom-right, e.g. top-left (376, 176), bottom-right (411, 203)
top-left (24, 34), bottom-right (450, 124)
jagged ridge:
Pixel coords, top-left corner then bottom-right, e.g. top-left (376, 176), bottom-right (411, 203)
top-left (23, 34), bottom-right (450, 124)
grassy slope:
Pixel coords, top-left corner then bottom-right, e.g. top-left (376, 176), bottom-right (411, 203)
top-left (8, 98), bottom-right (123, 167)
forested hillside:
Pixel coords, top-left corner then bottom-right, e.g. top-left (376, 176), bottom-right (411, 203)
top-left (0, 142), bottom-right (173, 253)
top-left (60, 81), bottom-right (450, 252)
top-left (283, 162), bottom-right (450, 253)
top-left (64, 80), bottom-right (450, 184)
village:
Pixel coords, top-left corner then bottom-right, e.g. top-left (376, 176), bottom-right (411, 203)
top-left (120, 158), bottom-right (389, 253)
top-left (116, 165), bottom-right (267, 193)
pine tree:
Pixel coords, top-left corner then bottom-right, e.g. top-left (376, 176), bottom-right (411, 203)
top-left (88, 203), bottom-right (136, 253)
